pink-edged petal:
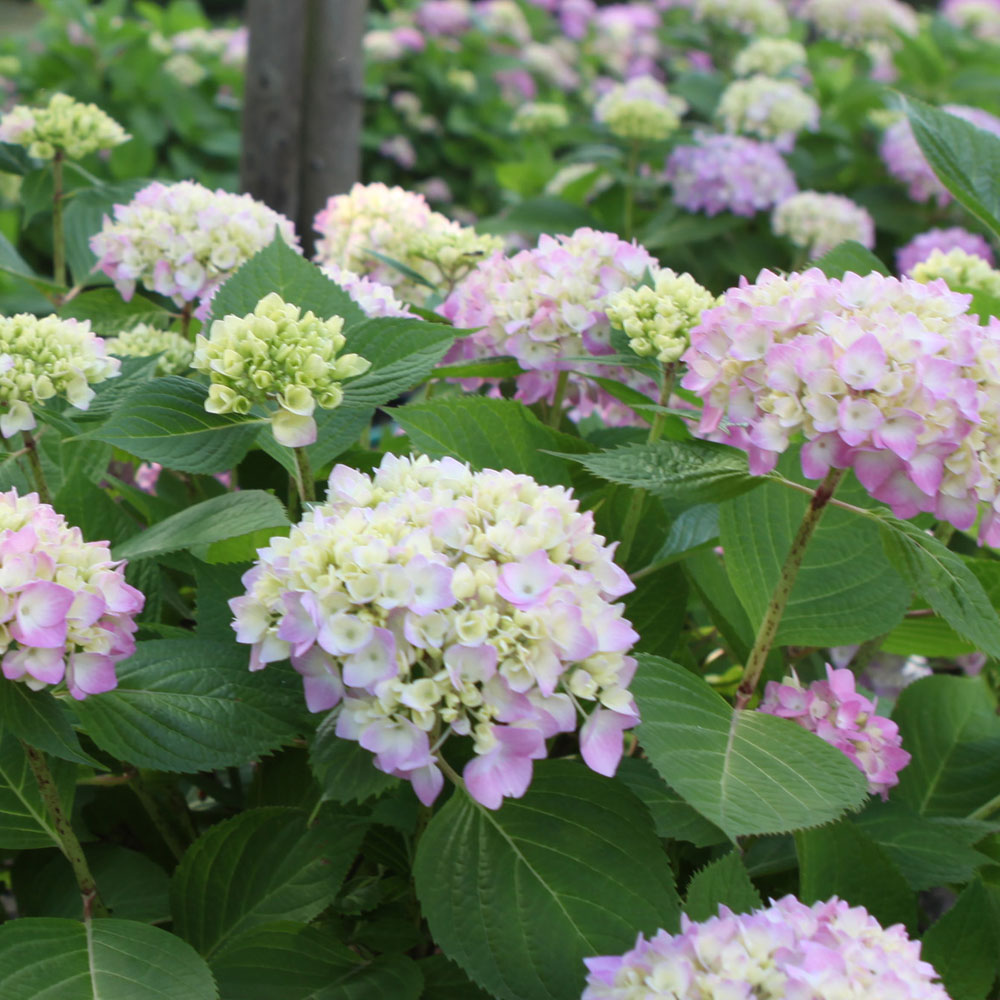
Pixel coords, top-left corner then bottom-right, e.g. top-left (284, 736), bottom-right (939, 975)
top-left (497, 550), bottom-right (564, 608)
top-left (835, 333), bottom-right (886, 390)
top-left (443, 643), bottom-right (497, 685)
top-left (11, 581), bottom-right (74, 649)
top-left (291, 645), bottom-right (343, 712)
top-left (406, 762), bottom-right (444, 806)
top-left (405, 556), bottom-right (456, 615)
top-left (360, 717), bottom-right (431, 773)
top-left (66, 652), bottom-right (116, 700)
top-left (580, 708), bottom-right (635, 777)
top-left (342, 628), bottom-right (397, 690)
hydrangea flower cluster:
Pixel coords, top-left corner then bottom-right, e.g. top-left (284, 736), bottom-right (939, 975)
top-left (313, 182), bottom-right (500, 303)
top-left (759, 665), bottom-right (910, 797)
top-left (0, 489), bottom-right (144, 701)
top-left (593, 76), bottom-right (687, 143)
top-left (440, 228), bottom-right (659, 420)
top-left (880, 105), bottom-right (1000, 205)
top-left (681, 268), bottom-right (1000, 541)
top-left (771, 191), bottom-right (876, 258)
top-left (692, 0), bottom-right (789, 35)
top-left (321, 264), bottom-right (414, 319)
top-left (582, 896), bottom-right (948, 999)
top-left (511, 102), bottom-right (570, 134)
top-left (191, 293), bottom-right (370, 447)
top-left (797, 0), bottom-right (918, 45)
top-left (716, 75), bottom-right (820, 150)
top-left (606, 270), bottom-right (717, 363)
top-left (911, 248), bottom-right (1000, 301)
top-left (475, 0), bottom-right (532, 42)
top-left (0, 93), bottom-right (129, 160)
top-left (733, 37), bottom-right (809, 77)
top-left (104, 324), bottom-right (194, 376)
top-left (941, 0), bottom-right (1000, 40)
top-left (896, 226), bottom-right (995, 274)
top-left (0, 314), bottom-right (120, 438)
top-left (90, 181), bottom-right (299, 320)
top-left (231, 454), bottom-right (639, 809)
top-left (589, 4), bottom-right (660, 77)
top-left (665, 134), bottom-right (798, 217)
top-left (415, 0), bottom-right (472, 35)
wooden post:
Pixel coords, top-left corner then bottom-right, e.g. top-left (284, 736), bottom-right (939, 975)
top-left (241, 0), bottom-right (367, 257)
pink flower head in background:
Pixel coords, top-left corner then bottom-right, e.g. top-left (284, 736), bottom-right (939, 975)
top-left (231, 454), bottom-right (639, 810)
top-left (583, 896), bottom-right (949, 999)
top-left (682, 267), bottom-right (1000, 543)
top-left (665, 133), bottom-right (797, 217)
top-left (758, 665), bottom-right (910, 798)
top-left (415, 0), bottom-right (472, 35)
top-left (440, 227), bottom-right (659, 425)
top-left (896, 226), bottom-right (996, 275)
top-left (0, 490), bottom-right (144, 700)
top-left (880, 104), bottom-right (1000, 206)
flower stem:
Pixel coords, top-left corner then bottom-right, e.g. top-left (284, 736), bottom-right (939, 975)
top-left (52, 149), bottom-right (66, 292)
top-left (735, 467), bottom-right (846, 709)
top-left (21, 740), bottom-right (109, 917)
top-left (547, 370), bottom-right (569, 428)
top-left (623, 139), bottom-right (640, 241)
top-left (290, 445), bottom-right (315, 518)
top-left (22, 429), bottom-right (52, 505)
top-left (437, 755), bottom-right (466, 793)
top-left (180, 301), bottom-right (194, 341)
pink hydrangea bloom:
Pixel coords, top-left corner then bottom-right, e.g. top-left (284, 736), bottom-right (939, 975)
top-left (589, 3), bottom-right (661, 76)
top-left (682, 267), bottom-right (1000, 543)
top-left (880, 105), bottom-right (1000, 205)
top-left (758, 665), bottom-right (910, 797)
top-left (583, 896), bottom-right (949, 999)
top-left (897, 227), bottom-right (996, 275)
top-left (439, 228), bottom-right (659, 425)
top-left (940, 0), bottom-right (1000, 40)
top-left (90, 180), bottom-right (299, 320)
top-left (0, 490), bottom-right (144, 700)
top-left (320, 263), bottom-right (414, 319)
top-left (415, 0), bottom-right (472, 35)
top-left (665, 133), bottom-right (797, 217)
top-left (231, 454), bottom-right (639, 810)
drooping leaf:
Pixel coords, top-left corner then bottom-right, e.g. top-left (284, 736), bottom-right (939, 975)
top-left (684, 851), bottom-right (762, 921)
top-left (0, 680), bottom-right (95, 766)
top-left (0, 917), bottom-right (217, 1000)
top-left (91, 376), bottom-right (262, 475)
top-left (392, 396), bottom-right (592, 485)
top-left (171, 807), bottom-right (366, 958)
top-left (113, 491), bottom-right (288, 562)
top-left (73, 640), bottom-right (306, 772)
top-left (892, 674), bottom-right (1000, 817)
top-left (633, 656), bottom-right (869, 839)
top-left (414, 760), bottom-right (680, 1000)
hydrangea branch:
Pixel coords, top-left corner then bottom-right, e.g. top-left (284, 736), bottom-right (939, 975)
top-left (736, 467), bottom-right (845, 709)
top-left (21, 740), bottom-right (109, 917)
top-left (51, 149), bottom-right (66, 291)
top-left (21, 429), bottom-right (51, 505)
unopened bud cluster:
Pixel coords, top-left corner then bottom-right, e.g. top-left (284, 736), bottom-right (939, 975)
top-left (594, 76), bottom-right (687, 142)
top-left (105, 324), bottom-right (194, 376)
top-left (717, 75), bottom-right (819, 151)
top-left (192, 293), bottom-right (370, 447)
top-left (0, 93), bottom-right (129, 160)
top-left (771, 191), bottom-right (875, 259)
top-left (911, 248), bottom-right (1000, 301)
top-left (733, 37), bottom-right (808, 77)
top-left (511, 102), bottom-right (570, 135)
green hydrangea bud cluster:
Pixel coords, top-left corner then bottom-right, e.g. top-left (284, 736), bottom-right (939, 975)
top-left (0, 314), bottom-right (120, 438)
top-left (606, 270), bottom-right (717, 364)
top-left (912, 248), bottom-right (1000, 300)
top-left (733, 37), bottom-right (808, 77)
top-left (511, 102), bottom-right (570, 135)
top-left (409, 223), bottom-right (503, 291)
top-left (594, 77), bottom-right (687, 143)
top-left (0, 93), bottom-right (129, 160)
top-left (192, 293), bottom-right (371, 448)
top-left (104, 324), bottom-right (194, 376)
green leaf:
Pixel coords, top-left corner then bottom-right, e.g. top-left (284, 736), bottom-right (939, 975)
top-left (624, 563), bottom-right (688, 659)
top-left (880, 517), bottom-right (1000, 657)
top-left (340, 317), bottom-right (455, 408)
top-left (903, 96), bottom-right (1000, 238)
top-left (880, 615), bottom-right (976, 658)
top-left (63, 180), bottom-right (149, 286)
top-left (684, 851), bottom-right (762, 921)
top-left (616, 757), bottom-right (727, 846)
top-left (211, 922), bottom-right (422, 1000)
top-left (59, 289), bottom-right (169, 336)
top-left (478, 197), bottom-right (597, 237)
top-left (922, 881), bottom-right (999, 1000)
top-left (0, 142), bottom-right (31, 175)
top-left (854, 801), bottom-right (994, 890)
top-left (720, 474), bottom-right (909, 646)
top-left (14, 844), bottom-right (170, 923)
top-left (561, 440), bottom-right (760, 507)
top-left (75, 356), bottom-right (161, 422)
top-left (813, 240), bottom-right (890, 278)
top-left (210, 235), bottom-right (366, 327)
top-left (417, 955), bottom-right (492, 1000)
top-left (73, 640), bottom-right (306, 772)
top-left (113, 491), bottom-right (288, 562)
top-left (432, 357), bottom-right (524, 380)
top-left (647, 503), bottom-right (720, 568)
top-left (0, 733), bottom-right (76, 850)
top-left (255, 405), bottom-right (374, 478)
top-left (414, 760), bottom-right (680, 1000)
top-left (633, 655), bottom-right (869, 839)
top-left (91, 376), bottom-right (262, 475)
top-left (310, 713), bottom-right (399, 805)
top-left (171, 806), bottom-right (366, 958)
top-left (0, 918), bottom-right (217, 1000)
top-left (392, 396), bottom-right (592, 485)
top-left (0, 681), bottom-right (95, 766)
top-left (892, 674), bottom-right (1000, 817)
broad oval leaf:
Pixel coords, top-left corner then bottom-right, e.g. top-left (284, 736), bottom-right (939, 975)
top-left (72, 640), bottom-right (306, 772)
top-left (0, 917), bottom-right (217, 1000)
top-left (633, 655), bottom-right (869, 839)
top-left (171, 806), bottom-right (366, 959)
top-left (684, 851), bottom-right (762, 922)
top-left (413, 760), bottom-right (680, 1000)
top-left (0, 681), bottom-right (95, 766)
top-left (813, 240), bottom-right (889, 279)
